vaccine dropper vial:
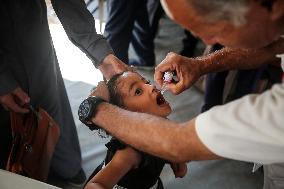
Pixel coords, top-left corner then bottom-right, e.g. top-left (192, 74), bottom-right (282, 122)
top-left (161, 71), bottom-right (174, 94)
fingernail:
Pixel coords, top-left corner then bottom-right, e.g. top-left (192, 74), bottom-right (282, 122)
top-left (25, 97), bottom-right (30, 103)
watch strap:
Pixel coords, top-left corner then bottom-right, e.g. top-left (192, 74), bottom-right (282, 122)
top-left (87, 96), bottom-right (106, 118)
top-left (78, 96), bottom-right (106, 130)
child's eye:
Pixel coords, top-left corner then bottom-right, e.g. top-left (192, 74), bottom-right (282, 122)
top-left (135, 88), bottom-right (143, 96)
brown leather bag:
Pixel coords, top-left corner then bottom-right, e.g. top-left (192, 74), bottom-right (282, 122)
top-left (6, 106), bottom-right (60, 181)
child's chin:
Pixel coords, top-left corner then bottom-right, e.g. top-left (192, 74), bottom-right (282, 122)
top-left (161, 107), bottom-right (172, 117)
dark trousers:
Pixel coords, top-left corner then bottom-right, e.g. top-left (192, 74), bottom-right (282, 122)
top-left (201, 69), bottom-right (265, 112)
top-left (180, 30), bottom-right (199, 57)
top-left (0, 106), bottom-right (12, 169)
top-left (104, 0), bottom-right (162, 65)
top-left (200, 44), bottom-right (270, 112)
top-left (0, 1), bottom-right (81, 179)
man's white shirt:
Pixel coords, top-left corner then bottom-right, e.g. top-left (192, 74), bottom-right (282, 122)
top-left (195, 44), bottom-right (284, 164)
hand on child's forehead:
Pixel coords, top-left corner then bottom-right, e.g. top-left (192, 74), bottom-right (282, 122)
top-left (121, 70), bottom-right (141, 77)
top-left (118, 72), bottom-right (146, 93)
top-left (120, 71), bottom-right (144, 81)
top-left (120, 71), bottom-right (141, 81)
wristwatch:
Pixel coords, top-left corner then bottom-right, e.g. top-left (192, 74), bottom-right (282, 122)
top-left (78, 96), bottom-right (106, 130)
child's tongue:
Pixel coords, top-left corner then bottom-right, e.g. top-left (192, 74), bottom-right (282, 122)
top-left (156, 93), bottom-right (166, 106)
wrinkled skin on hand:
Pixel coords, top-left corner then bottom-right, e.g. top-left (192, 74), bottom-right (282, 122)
top-left (154, 52), bottom-right (203, 95)
top-left (99, 54), bottom-right (129, 81)
top-left (0, 87), bottom-right (30, 113)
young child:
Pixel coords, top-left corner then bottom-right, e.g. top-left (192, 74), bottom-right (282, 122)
top-left (84, 71), bottom-right (187, 189)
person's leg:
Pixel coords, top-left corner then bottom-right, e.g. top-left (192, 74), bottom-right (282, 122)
top-left (230, 68), bottom-right (265, 100)
top-left (180, 30), bottom-right (199, 57)
top-left (9, 0), bottom-right (83, 181)
top-left (263, 164), bottom-right (284, 189)
top-left (0, 106), bottom-right (12, 169)
top-left (46, 55), bottom-right (83, 180)
top-left (147, 0), bottom-right (164, 37)
top-left (201, 71), bottom-right (229, 112)
top-left (130, 0), bottom-right (156, 66)
top-left (201, 44), bottom-right (227, 112)
top-left (30, 46), bottom-right (82, 180)
top-left (0, 1), bottom-right (13, 170)
top-left (104, 0), bottom-right (136, 63)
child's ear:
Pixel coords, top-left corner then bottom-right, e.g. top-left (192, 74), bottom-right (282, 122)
top-left (270, 0), bottom-right (284, 21)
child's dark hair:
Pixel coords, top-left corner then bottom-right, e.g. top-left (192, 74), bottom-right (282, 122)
top-left (88, 73), bottom-right (126, 138)
top-left (106, 72), bottom-right (126, 108)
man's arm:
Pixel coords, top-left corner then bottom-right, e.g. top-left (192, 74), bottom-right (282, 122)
top-left (199, 38), bottom-right (284, 73)
top-left (51, 0), bottom-right (112, 67)
top-left (90, 82), bottom-right (284, 164)
top-left (51, 0), bottom-right (128, 79)
top-left (91, 104), bottom-right (219, 163)
top-left (155, 38), bottom-right (284, 94)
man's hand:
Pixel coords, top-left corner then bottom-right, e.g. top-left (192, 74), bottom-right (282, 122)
top-left (154, 52), bottom-right (203, 94)
top-left (170, 163), bottom-right (188, 178)
top-left (90, 81), bottom-right (110, 101)
top-left (98, 54), bottom-right (128, 80)
top-left (0, 87), bottom-right (30, 113)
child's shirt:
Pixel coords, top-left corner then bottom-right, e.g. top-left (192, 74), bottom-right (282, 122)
top-left (87, 137), bottom-right (166, 189)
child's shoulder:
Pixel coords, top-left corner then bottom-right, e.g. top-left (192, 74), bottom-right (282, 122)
top-left (106, 138), bottom-right (141, 169)
top-left (105, 137), bottom-right (127, 152)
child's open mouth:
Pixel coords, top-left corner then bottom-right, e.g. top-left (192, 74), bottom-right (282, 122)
top-left (156, 92), bottom-right (167, 106)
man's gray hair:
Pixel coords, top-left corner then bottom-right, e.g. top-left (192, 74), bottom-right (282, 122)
top-left (190, 0), bottom-right (250, 26)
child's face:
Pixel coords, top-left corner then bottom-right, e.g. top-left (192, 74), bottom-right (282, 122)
top-left (116, 72), bottom-right (172, 117)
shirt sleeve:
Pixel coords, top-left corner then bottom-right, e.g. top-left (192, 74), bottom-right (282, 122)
top-left (195, 83), bottom-right (284, 164)
top-left (51, 0), bottom-right (113, 68)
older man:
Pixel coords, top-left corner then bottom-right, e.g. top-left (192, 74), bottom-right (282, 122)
top-left (155, 0), bottom-right (284, 93)
top-left (82, 0), bottom-right (284, 188)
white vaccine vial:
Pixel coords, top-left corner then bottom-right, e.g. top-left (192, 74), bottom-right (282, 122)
top-left (163, 71), bottom-right (174, 83)
top-left (161, 71), bottom-right (174, 94)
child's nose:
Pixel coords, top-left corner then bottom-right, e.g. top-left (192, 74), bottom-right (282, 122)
top-left (146, 84), bottom-right (157, 93)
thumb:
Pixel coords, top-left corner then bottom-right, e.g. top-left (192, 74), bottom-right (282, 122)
top-left (155, 56), bottom-right (177, 86)
top-left (12, 87), bottom-right (30, 105)
top-left (166, 81), bottom-right (185, 95)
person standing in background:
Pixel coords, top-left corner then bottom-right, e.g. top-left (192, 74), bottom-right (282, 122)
top-left (0, 0), bottom-right (126, 187)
